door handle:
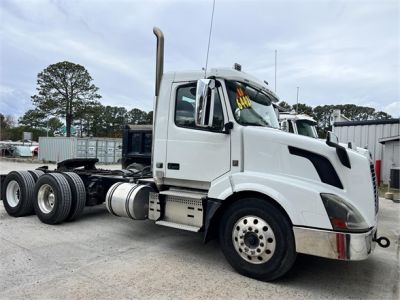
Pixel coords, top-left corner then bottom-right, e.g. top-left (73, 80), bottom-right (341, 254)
top-left (167, 163), bottom-right (180, 170)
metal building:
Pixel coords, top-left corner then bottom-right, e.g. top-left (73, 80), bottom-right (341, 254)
top-left (39, 137), bottom-right (122, 164)
top-left (333, 118), bottom-right (400, 184)
top-left (379, 136), bottom-right (400, 188)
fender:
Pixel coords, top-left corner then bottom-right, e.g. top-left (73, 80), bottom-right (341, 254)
top-left (204, 172), bottom-right (333, 242)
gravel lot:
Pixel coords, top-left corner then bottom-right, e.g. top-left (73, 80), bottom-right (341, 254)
top-left (0, 161), bottom-right (399, 299)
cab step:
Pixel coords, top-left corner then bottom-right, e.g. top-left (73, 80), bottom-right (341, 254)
top-left (159, 189), bottom-right (207, 200)
top-left (155, 220), bottom-right (201, 232)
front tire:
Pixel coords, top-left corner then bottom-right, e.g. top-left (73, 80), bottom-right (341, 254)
top-left (219, 198), bottom-right (296, 281)
top-left (33, 173), bottom-right (72, 224)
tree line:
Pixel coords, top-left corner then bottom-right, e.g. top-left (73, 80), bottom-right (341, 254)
top-left (0, 106), bottom-right (152, 141)
top-left (278, 101), bottom-right (391, 137)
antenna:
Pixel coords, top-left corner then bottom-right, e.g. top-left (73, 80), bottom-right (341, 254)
top-left (296, 86), bottom-right (300, 113)
top-left (274, 49), bottom-right (277, 92)
top-left (204, 0), bottom-right (216, 78)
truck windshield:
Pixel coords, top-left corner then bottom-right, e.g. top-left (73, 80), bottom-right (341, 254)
top-left (225, 80), bottom-right (279, 128)
top-left (296, 120), bottom-right (318, 138)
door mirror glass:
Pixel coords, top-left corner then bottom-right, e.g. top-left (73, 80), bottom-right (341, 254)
top-left (274, 107), bottom-right (280, 119)
top-left (281, 120), bottom-right (288, 132)
top-left (195, 79), bottom-right (215, 127)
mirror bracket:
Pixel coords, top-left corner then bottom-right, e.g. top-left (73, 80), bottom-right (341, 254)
top-left (223, 122), bottom-right (234, 134)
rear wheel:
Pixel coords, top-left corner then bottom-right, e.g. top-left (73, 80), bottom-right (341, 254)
top-left (2, 171), bottom-right (35, 217)
top-left (33, 173), bottom-right (72, 224)
top-left (62, 172), bottom-right (86, 221)
top-left (28, 170), bottom-right (45, 181)
top-left (219, 198), bottom-right (296, 281)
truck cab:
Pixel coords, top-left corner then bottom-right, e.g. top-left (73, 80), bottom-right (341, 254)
top-left (279, 112), bottom-right (319, 138)
top-left (145, 58), bottom-right (381, 279)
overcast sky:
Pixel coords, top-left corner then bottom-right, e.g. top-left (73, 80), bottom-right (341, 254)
top-left (0, 0), bottom-right (399, 120)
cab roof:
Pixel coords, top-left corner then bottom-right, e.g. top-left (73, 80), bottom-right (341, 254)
top-left (165, 68), bottom-right (279, 102)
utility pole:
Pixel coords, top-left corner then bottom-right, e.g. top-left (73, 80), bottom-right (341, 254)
top-left (274, 49), bottom-right (277, 93)
top-left (296, 86), bottom-right (300, 113)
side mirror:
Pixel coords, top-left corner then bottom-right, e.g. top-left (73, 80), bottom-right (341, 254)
top-left (326, 131), bottom-right (351, 168)
top-left (195, 79), bottom-right (215, 127)
top-left (274, 107), bottom-right (280, 120)
top-left (281, 120), bottom-right (289, 132)
top-left (326, 131), bottom-right (339, 146)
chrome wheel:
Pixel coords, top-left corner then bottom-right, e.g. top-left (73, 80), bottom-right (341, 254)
top-left (232, 215), bottom-right (276, 264)
top-left (37, 184), bottom-right (56, 214)
top-left (6, 180), bottom-right (21, 208)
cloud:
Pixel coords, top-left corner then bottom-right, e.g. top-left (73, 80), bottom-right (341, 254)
top-left (384, 102), bottom-right (400, 117)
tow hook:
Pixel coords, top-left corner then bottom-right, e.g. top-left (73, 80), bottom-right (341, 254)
top-left (374, 236), bottom-right (390, 248)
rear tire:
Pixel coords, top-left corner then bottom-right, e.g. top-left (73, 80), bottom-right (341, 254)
top-left (219, 198), bottom-right (296, 281)
top-left (62, 172), bottom-right (86, 221)
top-left (33, 173), bottom-right (72, 224)
top-left (28, 170), bottom-right (45, 181)
top-left (1, 171), bottom-right (35, 217)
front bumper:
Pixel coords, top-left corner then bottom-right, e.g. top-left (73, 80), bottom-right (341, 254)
top-left (293, 226), bottom-right (377, 260)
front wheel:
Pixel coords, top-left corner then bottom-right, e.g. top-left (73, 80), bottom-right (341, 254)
top-left (219, 198), bottom-right (296, 281)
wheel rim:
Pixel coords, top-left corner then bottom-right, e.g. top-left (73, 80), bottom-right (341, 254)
top-left (232, 215), bottom-right (276, 264)
top-left (37, 184), bottom-right (56, 214)
top-left (6, 180), bottom-right (21, 208)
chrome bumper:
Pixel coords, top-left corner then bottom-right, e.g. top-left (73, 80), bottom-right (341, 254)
top-left (293, 226), bottom-right (377, 261)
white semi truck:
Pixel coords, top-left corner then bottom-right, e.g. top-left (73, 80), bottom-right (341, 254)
top-left (1, 28), bottom-right (389, 281)
top-left (279, 111), bottom-right (319, 138)
top-left (279, 111), bottom-right (371, 158)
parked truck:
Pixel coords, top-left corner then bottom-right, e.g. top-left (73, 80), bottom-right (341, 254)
top-left (1, 27), bottom-right (390, 281)
top-left (279, 111), bottom-right (319, 138)
top-left (278, 111), bottom-right (371, 158)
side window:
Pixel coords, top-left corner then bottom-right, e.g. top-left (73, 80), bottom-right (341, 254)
top-left (175, 83), bottom-right (196, 128)
top-left (175, 82), bottom-right (224, 131)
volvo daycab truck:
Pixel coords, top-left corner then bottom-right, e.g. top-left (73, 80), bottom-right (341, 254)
top-left (1, 28), bottom-right (390, 281)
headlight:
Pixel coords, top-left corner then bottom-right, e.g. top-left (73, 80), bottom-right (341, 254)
top-left (321, 193), bottom-right (369, 232)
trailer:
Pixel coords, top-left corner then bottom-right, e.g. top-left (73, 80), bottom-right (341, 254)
top-left (1, 27), bottom-right (390, 281)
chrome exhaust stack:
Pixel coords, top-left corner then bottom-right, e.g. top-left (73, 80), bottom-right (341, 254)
top-left (153, 27), bottom-right (164, 97)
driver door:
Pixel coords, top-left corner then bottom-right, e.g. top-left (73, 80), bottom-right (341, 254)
top-left (165, 81), bottom-right (231, 186)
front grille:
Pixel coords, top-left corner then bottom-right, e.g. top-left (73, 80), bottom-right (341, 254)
top-left (370, 163), bottom-right (379, 214)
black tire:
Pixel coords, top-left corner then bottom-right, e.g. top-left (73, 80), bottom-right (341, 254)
top-left (1, 171), bottom-right (35, 217)
top-left (28, 170), bottom-right (45, 181)
top-left (219, 198), bottom-right (296, 281)
top-left (33, 173), bottom-right (72, 224)
top-left (61, 172), bottom-right (86, 221)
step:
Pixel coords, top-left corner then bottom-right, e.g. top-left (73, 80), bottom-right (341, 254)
top-left (155, 220), bottom-right (201, 232)
top-left (159, 189), bottom-right (207, 200)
